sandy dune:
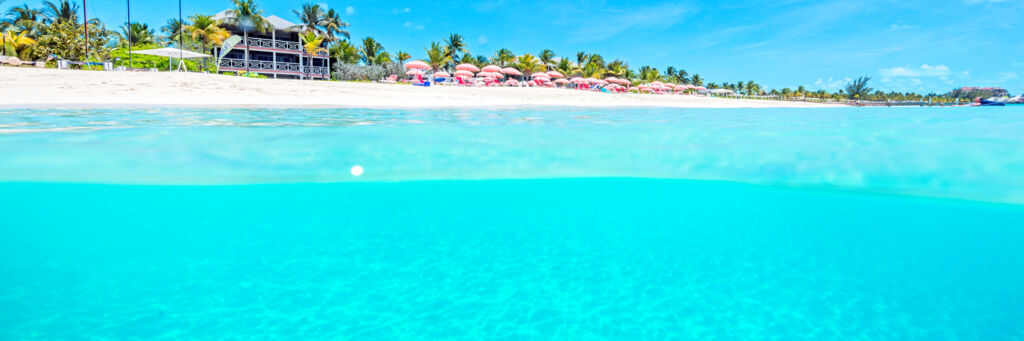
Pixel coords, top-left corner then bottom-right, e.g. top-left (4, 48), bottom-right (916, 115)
top-left (1, 67), bottom-right (838, 108)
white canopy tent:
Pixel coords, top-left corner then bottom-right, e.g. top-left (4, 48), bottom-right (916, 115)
top-left (132, 48), bottom-right (212, 71)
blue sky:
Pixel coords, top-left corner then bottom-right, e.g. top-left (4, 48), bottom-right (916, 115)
top-left (26, 0), bottom-right (1024, 94)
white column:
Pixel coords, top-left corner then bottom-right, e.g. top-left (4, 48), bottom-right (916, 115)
top-left (271, 30), bottom-right (277, 77)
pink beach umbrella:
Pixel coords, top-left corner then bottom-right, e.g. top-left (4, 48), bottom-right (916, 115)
top-left (554, 78), bottom-right (570, 84)
top-left (434, 71), bottom-right (451, 78)
top-left (604, 77), bottom-right (619, 83)
top-left (455, 64), bottom-right (480, 72)
top-left (546, 71), bottom-right (565, 78)
top-left (504, 79), bottom-right (520, 86)
top-left (501, 67), bottom-right (522, 76)
top-left (696, 86), bottom-right (707, 91)
top-left (405, 69), bottom-right (424, 75)
top-left (674, 85), bottom-right (687, 91)
top-left (530, 72), bottom-right (549, 78)
top-left (482, 65), bottom-right (502, 73)
top-left (569, 77), bottom-right (586, 83)
top-left (628, 87), bottom-right (639, 92)
top-left (454, 70), bottom-right (474, 77)
top-left (404, 60), bottom-right (430, 70)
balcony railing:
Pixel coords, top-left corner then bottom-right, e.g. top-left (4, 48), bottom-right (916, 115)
top-left (240, 37), bottom-right (327, 57)
top-left (219, 58), bottom-right (329, 75)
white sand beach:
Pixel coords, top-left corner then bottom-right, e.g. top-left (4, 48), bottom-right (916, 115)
top-left (1, 68), bottom-right (838, 108)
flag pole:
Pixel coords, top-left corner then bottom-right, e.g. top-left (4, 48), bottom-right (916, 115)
top-left (178, 0), bottom-right (184, 71)
top-left (83, 0), bottom-right (89, 66)
top-left (127, 0), bottom-right (132, 69)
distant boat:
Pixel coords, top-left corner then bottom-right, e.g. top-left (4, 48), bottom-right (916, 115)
top-left (979, 99), bottom-right (1006, 107)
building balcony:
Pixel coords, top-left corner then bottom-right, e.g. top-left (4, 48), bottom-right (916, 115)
top-left (219, 58), bottom-right (330, 76)
top-left (239, 37), bottom-right (329, 57)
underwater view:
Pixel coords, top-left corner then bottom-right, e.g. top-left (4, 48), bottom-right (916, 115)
top-left (2, 107), bottom-right (1023, 339)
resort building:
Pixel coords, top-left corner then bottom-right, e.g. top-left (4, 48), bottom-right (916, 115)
top-left (212, 10), bottom-right (330, 80)
top-left (954, 87), bottom-right (1010, 97)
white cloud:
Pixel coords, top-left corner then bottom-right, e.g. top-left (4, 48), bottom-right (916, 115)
top-left (392, 7), bottom-right (411, 14)
top-left (887, 24), bottom-right (914, 31)
top-left (404, 22), bottom-right (424, 30)
top-left (964, 0), bottom-right (1009, 4)
top-left (567, 3), bottom-right (691, 41)
top-left (477, 36), bottom-right (488, 45)
top-left (999, 72), bottom-right (1020, 80)
top-left (814, 77), bottom-right (853, 90)
top-left (878, 64), bottom-right (951, 77)
top-left (346, 6), bottom-right (355, 15)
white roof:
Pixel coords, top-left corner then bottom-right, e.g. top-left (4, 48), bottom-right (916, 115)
top-left (133, 48), bottom-right (211, 59)
top-left (212, 10), bottom-right (305, 32)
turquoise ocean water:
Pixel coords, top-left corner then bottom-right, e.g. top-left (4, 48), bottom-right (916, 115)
top-left (1, 107), bottom-right (1023, 339)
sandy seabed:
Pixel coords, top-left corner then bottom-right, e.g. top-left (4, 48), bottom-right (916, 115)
top-left (1, 67), bottom-right (839, 109)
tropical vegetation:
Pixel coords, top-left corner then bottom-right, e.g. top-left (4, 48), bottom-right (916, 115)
top-left (0, 0), bottom-right (967, 100)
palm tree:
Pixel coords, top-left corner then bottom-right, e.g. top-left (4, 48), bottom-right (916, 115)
top-left (1, 28), bottom-right (35, 58)
top-left (691, 74), bottom-right (703, 86)
top-left (329, 39), bottom-right (359, 64)
top-left (457, 52), bottom-right (474, 65)
top-left (575, 51), bottom-right (588, 66)
top-left (513, 53), bottom-right (540, 74)
top-left (375, 51), bottom-right (392, 64)
top-left (606, 60), bottom-right (627, 77)
top-left (161, 18), bottom-right (185, 47)
top-left (395, 51), bottom-right (411, 64)
top-left (665, 66), bottom-right (677, 81)
top-left (425, 41), bottom-right (449, 72)
top-left (118, 22), bottom-right (157, 47)
top-left (224, 0), bottom-right (273, 73)
top-left (492, 48), bottom-right (514, 66)
top-left (358, 36), bottom-right (385, 65)
top-left (473, 55), bottom-right (488, 67)
top-left (292, 3), bottom-right (325, 35)
top-left (677, 69), bottom-right (690, 84)
top-left (587, 54), bottom-right (605, 69)
top-left (554, 58), bottom-right (573, 78)
top-left (42, 0), bottom-right (78, 24)
top-left (443, 33), bottom-right (467, 66)
top-left (844, 76), bottom-right (873, 100)
top-left (538, 49), bottom-right (555, 71)
top-left (300, 31), bottom-right (326, 79)
top-left (321, 8), bottom-right (349, 41)
top-left (745, 80), bottom-right (760, 96)
top-left (185, 14), bottom-right (230, 68)
top-left (4, 5), bottom-right (45, 36)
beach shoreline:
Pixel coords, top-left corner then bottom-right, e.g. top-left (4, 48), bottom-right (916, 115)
top-left (1, 68), bottom-right (842, 109)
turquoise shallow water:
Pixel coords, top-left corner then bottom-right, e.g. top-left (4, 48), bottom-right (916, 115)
top-left (1, 107), bottom-right (1024, 339)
